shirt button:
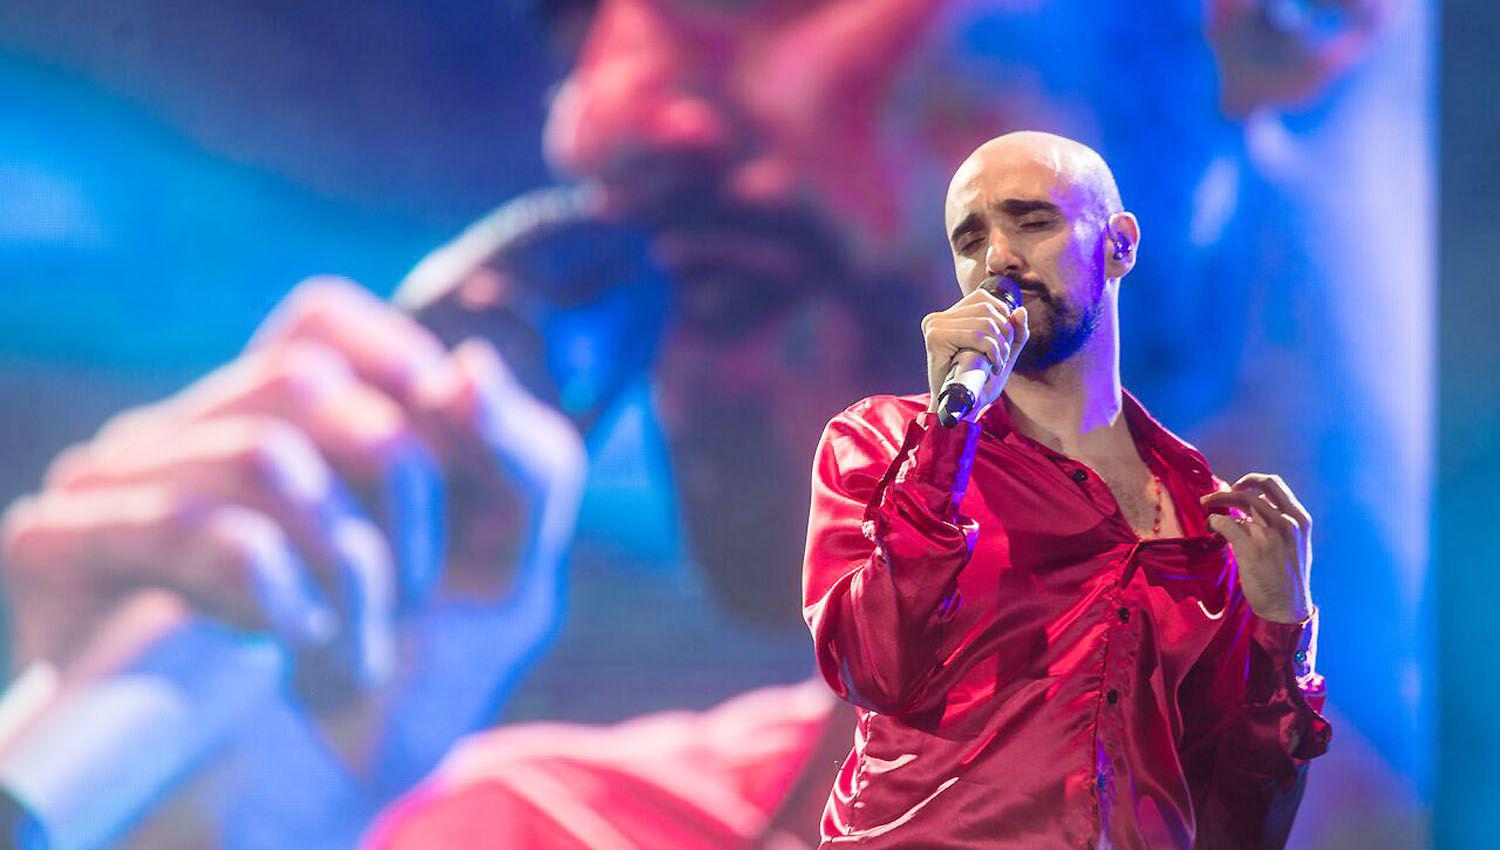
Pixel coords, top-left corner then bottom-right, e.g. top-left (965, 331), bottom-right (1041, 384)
top-left (1106, 689), bottom-right (1119, 704)
top-left (1294, 650), bottom-right (1308, 664)
top-left (1071, 468), bottom-right (1088, 483)
top-left (1117, 607), bottom-right (1130, 623)
top-left (1097, 773), bottom-right (1108, 789)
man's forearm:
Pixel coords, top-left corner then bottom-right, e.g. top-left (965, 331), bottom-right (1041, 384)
top-left (804, 409), bottom-right (984, 717)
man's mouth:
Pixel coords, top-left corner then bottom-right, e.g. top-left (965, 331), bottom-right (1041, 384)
top-left (649, 214), bottom-right (846, 338)
top-left (595, 167), bottom-right (852, 336)
top-left (652, 227), bottom-right (810, 286)
top-left (593, 150), bottom-right (847, 282)
top-left (1018, 283), bottom-right (1049, 303)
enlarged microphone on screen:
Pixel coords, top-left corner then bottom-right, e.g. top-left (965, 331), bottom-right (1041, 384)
top-left (935, 275), bottom-right (1021, 428)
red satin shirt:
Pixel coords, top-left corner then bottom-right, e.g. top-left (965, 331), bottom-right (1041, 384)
top-left (801, 392), bottom-right (1330, 849)
top-left (362, 680), bottom-right (843, 850)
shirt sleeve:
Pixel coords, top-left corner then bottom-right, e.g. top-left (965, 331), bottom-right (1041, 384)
top-left (1179, 578), bottom-right (1332, 850)
top-left (800, 403), bottom-right (984, 720)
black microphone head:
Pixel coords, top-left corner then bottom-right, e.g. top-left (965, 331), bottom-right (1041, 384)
top-left (979, 275), bottom-right (1022, 309)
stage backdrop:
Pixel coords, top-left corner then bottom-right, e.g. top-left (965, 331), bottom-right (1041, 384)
top-left (0, 1), bottom-right (1430, 848)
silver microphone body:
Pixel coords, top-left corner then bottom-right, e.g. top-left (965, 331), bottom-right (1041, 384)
top-left (935, 276), bottom-right (1021, 428)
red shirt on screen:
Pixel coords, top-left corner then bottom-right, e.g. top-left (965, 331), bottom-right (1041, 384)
top-left (801, 392), bottom-right (1329, 849)
top-left (362, 679), bottom-right (842, 850)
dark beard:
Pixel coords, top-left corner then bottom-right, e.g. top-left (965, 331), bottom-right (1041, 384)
top-left (1013, 280), bottom-right (1104, 375)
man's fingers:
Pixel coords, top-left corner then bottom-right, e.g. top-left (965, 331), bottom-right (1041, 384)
top-left (246, 277), bottom-right (490, 599)
top-left (925, 290), bottom-right (1019, 371)
top-left (927, 320), bottom-right (1012, 374)
top-left (7, 483), bottom-right (396, 685)
top-left (956, 285), bottom-right (1019, 314)
top-left (250, 276), bottom-right (451, 407)
top-left (1235, 473), bottom-right (1312, 528)
top-left (93, 343), bottom-right (445, 603)
top-left (1206, 512), bottom-right (1252, 547)
top-left (929, 339), bottom-right (1008, 379)
top-left (435, 338), bottom-right (587, 501)
top-left (1200, 489), bottom-right (1266, 517)
top-left (47, 415), bottom-right (393, 594)
top-left (324, 514), bottom-right (398, 686)
top-left (925, 315), bottom-right (1016, 349)
top-left (100, 340), bottom-right (388, 474)
top-left (1010, 306), bottom-right (1030, 356)
top-left (943, 297), bottom-right (1015, 324)
top-left (1230, 476), bottom-right (1298, 531)
top-left (3, 489), bottom-right (336, 650)
top-left (1200, 490), bottom-right (1298, 535)
top-left (40, 411), bottom-right (407, 685)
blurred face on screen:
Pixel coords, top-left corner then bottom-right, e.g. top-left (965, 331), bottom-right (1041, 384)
top-left (543, 0), bottom-right (979, 309)
top-left (541, 0), bottom-right (1399, 267)
top-left (538, 0), bottom-right (979, 625)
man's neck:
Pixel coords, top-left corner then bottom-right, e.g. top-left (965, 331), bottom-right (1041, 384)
top-left (1002, 309), bottom-right (1128, 459)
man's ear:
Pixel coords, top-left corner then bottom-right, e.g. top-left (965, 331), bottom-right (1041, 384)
top-left (1104, 211), bottom-right (1141, 279)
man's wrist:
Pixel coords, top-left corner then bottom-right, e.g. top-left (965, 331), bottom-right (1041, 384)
top-left (1249, 590), bottom-right (1314, 625)
top-left (1255, 607), bottom-right (1313, 625)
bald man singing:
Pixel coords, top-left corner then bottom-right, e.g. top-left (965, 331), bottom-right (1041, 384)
top-left (801, 132), bottom-right (1331, 850)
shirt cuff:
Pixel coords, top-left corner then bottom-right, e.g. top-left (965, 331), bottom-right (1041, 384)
top-left (895, 412), bottom-right (983, 505)
top-left (1250, 604), bottom-right (1319, 683)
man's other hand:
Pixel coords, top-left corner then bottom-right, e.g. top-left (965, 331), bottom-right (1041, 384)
top-left (1201, 473), bottom-right (1315, 624)
top-left (1, 276), bottom-right (586, 697)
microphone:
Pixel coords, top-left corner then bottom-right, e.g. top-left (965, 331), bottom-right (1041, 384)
top-left (0, 620), bottom-right (285, 850)
top-left (935, 275), bottom-right (1021, 428)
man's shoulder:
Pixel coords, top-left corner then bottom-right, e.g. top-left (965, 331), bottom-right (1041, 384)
top-left (815, 393), bottom-right (931, 460)
top-left (827, 392), bottom-right (929, 434)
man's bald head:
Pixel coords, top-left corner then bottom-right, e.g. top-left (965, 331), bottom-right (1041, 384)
top-left (943, 130), bottom-right (1138, 375)
top-left (946, 131), bottom-right (1123, 232)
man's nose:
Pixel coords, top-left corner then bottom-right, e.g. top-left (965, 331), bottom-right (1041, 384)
top-left (985, 239), bottom-right (1025, 278)
top-left (543, 2), bottom-right (735, 180)
top-left (547, 77), bottom-right (735, 182)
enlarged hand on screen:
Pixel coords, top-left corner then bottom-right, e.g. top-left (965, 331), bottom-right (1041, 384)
top-left (1, 276), bottom-right (585, 700)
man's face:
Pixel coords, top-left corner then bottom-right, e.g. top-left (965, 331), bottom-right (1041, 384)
top-left (543, 0), bottom-right (966, 322)
top-left (537, 0), bottom-right (974, 627)
top-left (944, 142), bottom-right (1110, 373)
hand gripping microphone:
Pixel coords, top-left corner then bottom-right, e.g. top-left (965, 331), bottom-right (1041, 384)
top-left (935, 275), bottom-right (1022, 429)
